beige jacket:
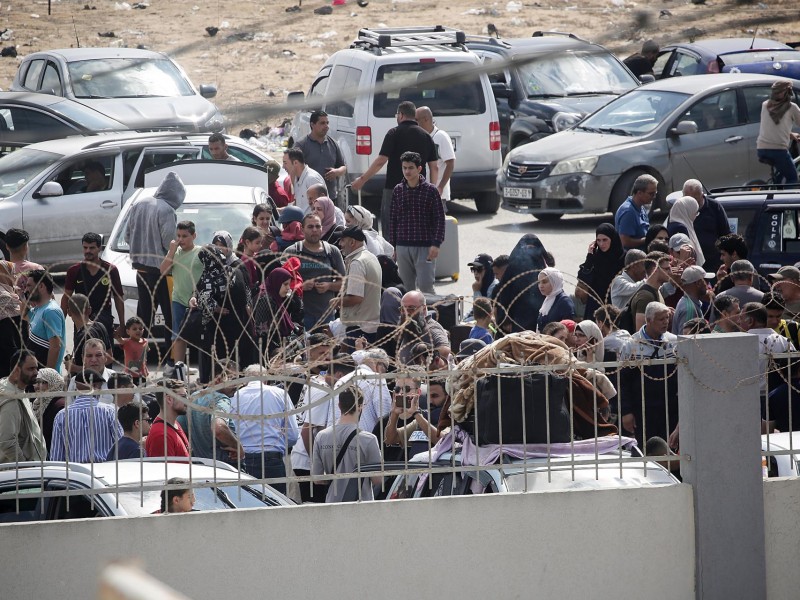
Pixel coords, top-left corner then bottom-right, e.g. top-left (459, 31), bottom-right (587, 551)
top-left (0, 378), bottom-right (47, 463)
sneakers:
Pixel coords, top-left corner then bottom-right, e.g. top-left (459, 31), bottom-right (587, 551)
top-left (163, 361), bottom-right (188, 382)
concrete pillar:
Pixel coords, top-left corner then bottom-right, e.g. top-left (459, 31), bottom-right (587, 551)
top-left (677, 332), bottom-right (766, 600)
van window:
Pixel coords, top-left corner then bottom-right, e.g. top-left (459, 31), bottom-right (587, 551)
top-left (373, 63), bottom-right (486, 118)
top-left (759, 209), bottom-right (800, 254)
top-left (308, 68), bottom-right (331, 102)
top-left (326, 65), bottom-right (361, 118)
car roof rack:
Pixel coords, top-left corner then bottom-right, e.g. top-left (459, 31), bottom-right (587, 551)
top-left (353, 26), bottom-right (466, 51)
top-left (81, 131), bottom-right (197, 149)
top-left (463, 35), bottom-right (512, 49)
top-left (531, 31), bottom-right (587, 42)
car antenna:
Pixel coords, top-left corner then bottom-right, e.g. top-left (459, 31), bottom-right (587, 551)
top-left (72, 16), bottom-right (81, 48)
top-left (749, 27), bottom-right (758, 51)
top-left (681, 154), bottom-right (711, 195)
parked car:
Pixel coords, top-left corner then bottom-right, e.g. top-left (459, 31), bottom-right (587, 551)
top-left (383, 447), bottom-right (677, 500)
top-left (0, 458), bottom-right (293, 523)
top-left (466, 32), bottom-right (640, 154)
top-left (654, 38), bottom-right (800, 81)
top-left (288, 26), bottom-right (503, 213)
top-left (498, 74), bottom-right (798, 220)
top-left (0, 91), bottom-right (127, 157)
top-left (11, 48), bottom-right (223, 133)
top-left (0, 132), bottom-right (274, 266)
top-left (762, 432), bottom-right (800, 478)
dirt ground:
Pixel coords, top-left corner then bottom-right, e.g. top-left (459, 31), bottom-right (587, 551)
top-left (0, 0), bottom-right (796, 134)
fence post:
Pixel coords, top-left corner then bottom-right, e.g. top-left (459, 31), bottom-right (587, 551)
top-left (677, 332), bottom-right (766, 600)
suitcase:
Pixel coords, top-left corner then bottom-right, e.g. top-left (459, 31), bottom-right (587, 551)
top-left (435, 215), bottom-right (460, 281)
top-left (423, 294), bottom-right (463, 331)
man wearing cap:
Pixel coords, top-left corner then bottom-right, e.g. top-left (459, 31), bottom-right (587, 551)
top-left (672, 266), bottom-right (713, 335)
top-left (770, 265), bottom-right (800, 320)
top-left (282, 147), bottom-right (326, 213)
top-left (292, 110), bottom-right (347, 205)
top-left (717, 260), bottom-right (764, 306)
top-left (265, 159), bottom-right (290, 208)
top-left (615, 174), bottom-right (657, 251)
top-left (285, 214), bottom-right (345, 331)
top-left (624, 40), bottom-right (660, 78)
top-left (332, 226), bottom-right (382, 348)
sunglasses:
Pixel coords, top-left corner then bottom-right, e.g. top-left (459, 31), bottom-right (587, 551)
top-left (393, 386), bottom-right (418, 395)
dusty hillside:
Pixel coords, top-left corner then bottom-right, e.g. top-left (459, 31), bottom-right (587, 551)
top-left (0, 0), bottom-right (796, 133)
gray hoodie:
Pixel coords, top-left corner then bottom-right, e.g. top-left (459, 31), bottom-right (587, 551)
top-left (0, 378), bottom-right (46, 463)
top-left (126, 172), bottom-right (186, 270)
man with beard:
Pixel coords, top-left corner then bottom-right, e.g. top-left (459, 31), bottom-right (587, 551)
top-left (0, 350), bottom-right (46, 463)
top-left (396, 291), bottom-right (450, 366)
top-left (24, 270), bottom-right (66, 371)
top-left (145, 378), bottom-right (190, 458)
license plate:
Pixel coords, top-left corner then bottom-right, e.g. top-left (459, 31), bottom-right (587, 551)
top-left (154, 313), bottom-right (165, 326)
top-left (504, 186), bottom-right (533, 199)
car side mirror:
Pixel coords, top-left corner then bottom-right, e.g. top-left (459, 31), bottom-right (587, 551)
top-left (199, 84), bottom-right (217, 99)
top-left (34, 181), bottom-right (63, 199)
top-left (491, 82), bottom-right (511, 99)
top-left (287, 91), bottom-right (305, 104)
top-left (639, 74), bottom-right (655, 84)
top-left (670, 120), bottom-right (698, 136)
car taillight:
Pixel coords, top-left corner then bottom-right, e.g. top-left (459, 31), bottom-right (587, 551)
top-left (356, 126), bottom-right (372, 155)
top-left (489, 121), bottom-right (501, 151)
top-left (419, 58), bottom-right (436, 63)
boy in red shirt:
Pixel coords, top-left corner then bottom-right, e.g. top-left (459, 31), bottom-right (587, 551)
top-left (145, 378), bottom-right (190, 458)
top-left (115, 316), bottom-right (149, 384)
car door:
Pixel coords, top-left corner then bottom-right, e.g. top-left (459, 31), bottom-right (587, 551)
top-left (652, 50), bottom-right (676, 79)
top-left (24, 150), bottom-right (123, 265)
top-left (667, 89), bottom-right (749, 189)
top-left (0, 482), bottom-right (46, 523)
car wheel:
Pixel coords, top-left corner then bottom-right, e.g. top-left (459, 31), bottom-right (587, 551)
top-left (532, 212), bottom-right (564, 221)
top-left (609, 168), bottom-right (662, 214)
top-left (474, 192), bottom-right (501, 214)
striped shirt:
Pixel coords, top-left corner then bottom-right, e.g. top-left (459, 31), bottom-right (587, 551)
top-left (50, 395), bottom-right (122, 462)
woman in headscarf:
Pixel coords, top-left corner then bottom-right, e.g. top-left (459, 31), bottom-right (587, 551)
top-left (469, 253), bottom-right (495, 299)
top-left (644, 224), bottom-right (670, 252)
top-left (667, 196), bottom-right (706, 267)
top-left (577, 223), bottom-right (625, 319)
top-left (757, 79), bottom-right (800, 184)
top-left (495, 234), bottom-right (549, 332)
top-left (345, 204), bottom-right (394, 257)
top-left (536, 267), bottom-right (575, 332)
top-left (0, 260), bottom-right (22, 378)
top-left (260, 267), bottom-right (302, 357)
top-left (574, 320), bottom-right (605, 365)
top-left (195, 246), bottom-right (255, 381)
top-left (211, 230), bottom-right (238, 266)
top-left (377, 254), bottom-right (406, 295)
top-left (312, 196), bottom-right (345, 244)
top-left (31, 368), bottom-right (66, 455)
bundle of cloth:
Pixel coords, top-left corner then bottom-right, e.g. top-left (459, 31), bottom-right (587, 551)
top-left (448, 330), bottom-right (618, 440)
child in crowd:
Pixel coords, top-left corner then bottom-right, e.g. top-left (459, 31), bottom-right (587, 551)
top-left (115, 316), bottom-right (149, 383)
top-left (469, 297), bottom-right (495, 345)
top-left (251, 203), bottom-right (272, 230)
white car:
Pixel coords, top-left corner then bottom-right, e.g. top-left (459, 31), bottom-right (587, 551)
top-left (0, 458), bottom-right (293, 522)
top-left (762, 432), bottom-right (800, 478)
top-left (101, 160), bottom-right (271, 331)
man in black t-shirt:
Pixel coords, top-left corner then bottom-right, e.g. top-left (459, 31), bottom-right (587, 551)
top-left (350, 101), bottom-right (438, 234)
top-left (64, 293), bottom-right (111, 375)
top-left (623, 40), bottom-right (660, 79)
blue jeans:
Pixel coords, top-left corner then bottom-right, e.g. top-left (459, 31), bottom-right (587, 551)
top-left (171, 301), bottom-right (188, 341)
top-left (757, 148), bottom-right (799, 184)
top-left (243, 452), bottom-right (286, 494)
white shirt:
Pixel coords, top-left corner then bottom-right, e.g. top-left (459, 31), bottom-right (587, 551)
top-left (67, 367), bottom-right (116, 405)
top-left (293, 165), bottom-right (327, 212)
top-left (748, 328), bottom-right (795, 395)
top-left (291, 376), bottom-right (340, 471)
top-left (332, 364), bottom-right (391, 433)
top-left (230, 380), bottom-right (299, 454)
top-left (610, 271), bottom-right (643, 309)
top-left (431, 126), bottom-right (455, 201)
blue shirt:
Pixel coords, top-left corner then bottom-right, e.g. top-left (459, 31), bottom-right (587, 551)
top-left (614, 197), bottom-right (649, 249)
top-left (106, 436), bottom-right (144, 461)
top-left (50, 395), bottom-right (122, 462)
top-left (28, 299), bottom-right (66, 372)
top-left (177, 389), bottom-right (234, 461)
top-left (231, 381), bottom-right (299, 455)
top-left (469, 325), bottom-right (494, 345)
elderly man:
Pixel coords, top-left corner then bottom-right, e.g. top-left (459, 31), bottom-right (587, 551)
top-left (620, 301), bottom-right (679, 445)
top-left (333, 349), bottom-right (392, 435)
top-left (679, 179), bottom-right (730, 274)
top-left (672, 265), bottom-right (714, 335)
top-left (0, 350), bottom-right (46, 463)
top-left (623, 40), bottom-right (660, 78)
top-left (396, 291), bottom-right (451, 365)
top-left (415, 105), bottom-right (455, 210)
top-left (332, 226), bottom-right (382, 349)
top-left (231, 365), bottom-right (299, 493)
top-left (292, 110), bottom-right (347, 204)
top-left (66, 338), bottom-right (115, 405)
top-left (610, 249), bottom-right (647, 308)
top-left (614, 174), bottom-right (658, 251)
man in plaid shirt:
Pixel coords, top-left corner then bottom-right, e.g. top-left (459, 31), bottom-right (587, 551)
top-left (388, 151), bottom-right (446, 294)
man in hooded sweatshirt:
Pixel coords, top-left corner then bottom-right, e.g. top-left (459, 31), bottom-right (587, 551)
top-left (125, 172), bottom-right (186, 362)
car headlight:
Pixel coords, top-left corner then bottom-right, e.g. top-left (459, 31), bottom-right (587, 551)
top-left (502, 152), bottom-right (512, 171)
top-left (550, 156), bottom-right (599, 176)
top-left (204, 110), bottom-right (225, 132)
top-left (552, 111), bottom-right (583, 132)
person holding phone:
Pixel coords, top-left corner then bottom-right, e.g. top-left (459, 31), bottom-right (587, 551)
top-left (384, 368), bottom-right (445, 458)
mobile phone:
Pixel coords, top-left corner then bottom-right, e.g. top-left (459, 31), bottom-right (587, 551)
top-left (395, 395), bottom-right (412, 409)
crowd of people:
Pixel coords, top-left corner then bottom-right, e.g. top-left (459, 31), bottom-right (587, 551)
top-left (1, 97), bottom-right (799, 507)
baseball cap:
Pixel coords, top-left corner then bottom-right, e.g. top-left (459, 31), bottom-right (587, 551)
top-left (467, 253), bottom-right (492, 268)
top-left (278, 206), bottom-right (305, 225)
top-left (681, 265), bottom-right (715, 284)
top-left (730, 259), bottom-right (755, 274)
top-left (264, 159), bottom-right (281, 182)
top-left (668, 233), bottom-right (692, 252)
top-left (340, 226), bottom-right (366, 242)
top-left (560, 319), bottom-right (577, 333)
top-left (769, 265), bottom-right (800, 282)
top-left (456, 338), bottom-right (487, 360)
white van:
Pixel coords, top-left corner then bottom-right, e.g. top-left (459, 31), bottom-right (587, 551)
top-left (288, 26), bottom-right (503, 214)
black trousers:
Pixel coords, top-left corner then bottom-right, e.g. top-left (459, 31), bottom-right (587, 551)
top-left (135, 267), bottom-right (172, 362)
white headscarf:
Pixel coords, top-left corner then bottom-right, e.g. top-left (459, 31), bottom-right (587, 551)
top-left (669, 196), bottom-right (705, 267)
top-left (538, 267), bottom-right (564, 318)
top-left (576, 320), bottom-right (605, 364)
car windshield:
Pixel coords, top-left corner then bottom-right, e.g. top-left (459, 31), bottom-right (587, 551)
top-left (110, 201), bottom-right (255, 252)
top-left (517, 50), bottom-right (638, 98)
top-left (68, 58), bottom-right (195, 99)
top-left (722, 49), bottom-right (799, 66)
top-left (0, 148), bottom-right (63, 198)
top-left (577, 89), bottom-right (690, 136)
top-left (114, 483), bottom-right (274, 515)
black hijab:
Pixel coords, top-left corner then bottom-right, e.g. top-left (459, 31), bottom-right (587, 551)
top-left (496, 234), bottom-right (549, 332)
top-left (586, 223), bottom-right (625, 310)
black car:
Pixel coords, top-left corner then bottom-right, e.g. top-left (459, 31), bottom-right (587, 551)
top-left (0, 91), bottom-right (127, 156)
top-left (466, 32), bottom-right (640, 154)
top-left (710, 186), bottom-right (800, 280)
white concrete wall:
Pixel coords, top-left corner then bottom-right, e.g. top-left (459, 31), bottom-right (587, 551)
top-left (0, 485), bottom-right (694, 600)
top-left (764, 477), bottom-right (800, 600)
